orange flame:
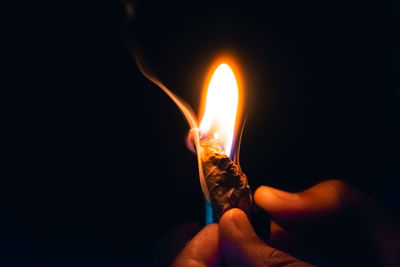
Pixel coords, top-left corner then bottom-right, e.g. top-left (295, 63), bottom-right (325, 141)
top-left (135, 55), bottom-right (243, 201)
top-left (199, 63), bottom-right (239, 157)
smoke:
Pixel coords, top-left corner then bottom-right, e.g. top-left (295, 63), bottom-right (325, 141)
top-left (133, 53), bottom-right (211, 202)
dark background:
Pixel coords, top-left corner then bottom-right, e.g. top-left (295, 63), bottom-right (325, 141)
top-left (4, 0), bottom-right (400, 265)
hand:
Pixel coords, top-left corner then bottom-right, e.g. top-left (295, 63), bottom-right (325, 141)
top-left (172, 180), bottom-right (400, 266)
top-left (171, 223), bottom-right (220, 267)
top-left (172, 210), bottom-right (312, 267)
top-left (253, 180), bottom-right (400, 266)
top-left (172, 209), bottom-right (312, 267)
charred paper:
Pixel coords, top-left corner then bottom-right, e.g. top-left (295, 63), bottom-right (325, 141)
top-left (199, 137), bottom-right (252, 220)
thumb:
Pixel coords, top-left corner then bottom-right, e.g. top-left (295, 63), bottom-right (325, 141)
top-left (219, 208), bottom-right (312, 267)
top-left (254, 180), bottom-right (358, 225)
top-left (172, 223), bottom-right (221, 267)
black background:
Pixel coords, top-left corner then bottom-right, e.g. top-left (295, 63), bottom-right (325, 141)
top-left (4, 0), bottom-right (400, 265)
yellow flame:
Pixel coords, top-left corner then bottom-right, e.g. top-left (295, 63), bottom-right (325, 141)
top-left (135, 55), bottom-right (243, 202)
top-left (199, 63), bottom-right (239, 157)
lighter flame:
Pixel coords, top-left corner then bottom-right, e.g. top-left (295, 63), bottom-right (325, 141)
top-left (135, 56), bottom-right (243, 203)
top-left (200, 64), bottom-right (239, 157)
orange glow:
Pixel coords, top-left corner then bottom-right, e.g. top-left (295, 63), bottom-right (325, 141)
top-left (199, 63), bottom-right (240, 157)
top-left (135, 54), bottom-right (244, 201)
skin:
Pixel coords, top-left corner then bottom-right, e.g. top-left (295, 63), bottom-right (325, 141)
top-left (172, 180), bottom-right (400, 267)
top-left (171, 223), bottom-right (221, 267)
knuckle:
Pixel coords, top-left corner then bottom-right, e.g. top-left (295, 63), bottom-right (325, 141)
top-left (263, 247), bottom-right (298, 267)
top-left (325, 179), bottom-right (348, 190)
top-left (324, 179), bottom-right (356, 210)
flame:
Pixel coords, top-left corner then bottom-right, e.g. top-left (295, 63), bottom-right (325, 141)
top-left (199, 63), bottom-right (239, 157)
top-left (134, 55), bottom-right (243, 203)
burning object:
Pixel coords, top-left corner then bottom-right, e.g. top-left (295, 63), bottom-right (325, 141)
top-left (136, 56), bottom-right (260, 225)
top-left (197, 63), bottom-right (251, 220)
top-left (199, 137), bottom-right (251, 220)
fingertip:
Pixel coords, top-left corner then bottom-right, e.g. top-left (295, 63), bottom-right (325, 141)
top-left (254, 186), bottom-right (282, 212)
top-left (219, 208), bottom-right (245, 231)
top-left (255, 186), bottom-right (301, 208)
top-left (220, 208), bottom-right (247, 223)
top-left (219, 208), bottom-right (257, 240)
top-left (254, 180), bottom-right (359, 226)
top-left (221, 208), bottom-right (245, 217)
top-left (254, 186), bottom-right (270, 208)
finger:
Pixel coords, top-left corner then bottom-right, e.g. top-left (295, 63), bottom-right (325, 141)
top-left (219, 208), bottom-right (312, 267)
top-left (172, 223), bottom-right (220, 267)
top-left (254, 179), bottom-right (359, 224)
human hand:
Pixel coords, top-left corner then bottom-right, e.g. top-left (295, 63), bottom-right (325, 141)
top-left (254, 180), bottom-right (400, 266)
top-left (172, 180), bottom-right (400, 266)
top-left (171, 223), bottom-right (220, 267)
top-left (172, 208), bottom-right (312, 267)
